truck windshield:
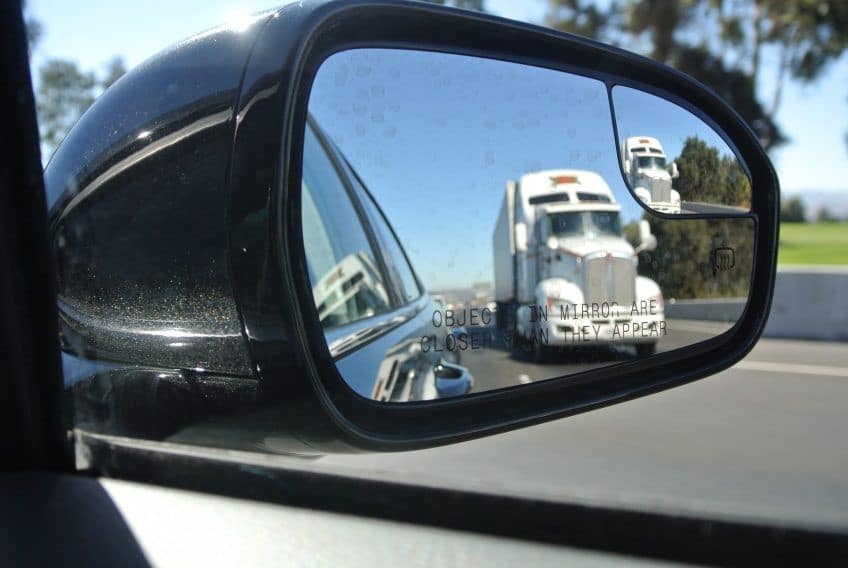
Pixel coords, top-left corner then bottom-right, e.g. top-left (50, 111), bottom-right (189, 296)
top-left (587, 211), bottom-right (622, 236)
top-left (548, 212), bottom-right (584, 237)
top-left (637, 155), bottom-right (667, 169)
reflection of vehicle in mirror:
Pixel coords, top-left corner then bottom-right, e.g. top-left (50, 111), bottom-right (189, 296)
top-left (370, 339), bottom-right (472, 401)
top-left (493, 170), bottom-right (664, 361)
top-left (303, 118), bottom-right (475, 401)
top-left (623, 136), bottom-right (681, 214)
top-left (311, 251), bottom-right (390, 327)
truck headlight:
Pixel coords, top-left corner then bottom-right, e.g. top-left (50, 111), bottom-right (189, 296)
top-left (650, 293), bottom-right (664, 312)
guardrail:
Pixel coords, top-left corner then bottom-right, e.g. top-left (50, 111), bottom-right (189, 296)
top-left (664, 297), bottom-right (746, 322)
top-left (765, 266), bottom-right (848, 342)
top-left (664, 266), bottom-right (848, 342)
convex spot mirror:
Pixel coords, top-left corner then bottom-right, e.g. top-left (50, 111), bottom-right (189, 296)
top-left (303, 48), bottom-right (756, 402)
top-left (613, 86), bottom-right (752, 215)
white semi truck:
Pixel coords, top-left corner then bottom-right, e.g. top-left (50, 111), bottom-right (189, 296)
top-left (623, 136), bottom-right (681, 214)
top-left (311, 251), bottom-right (390, 328)
top-left (492, 169), bottom-right (665, 360)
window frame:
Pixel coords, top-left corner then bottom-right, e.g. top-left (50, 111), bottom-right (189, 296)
top-left (307, 118), bottom-right (430, 361)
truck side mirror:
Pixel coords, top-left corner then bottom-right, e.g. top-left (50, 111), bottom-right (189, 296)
top-left (515, 223), bottom-right (528, 252)
top-left (624, 158), bottom-right (631, 173)
top-left (635, 219), bottom-right (657, 253)
top-left (669, 161), bottom-right (679, 179)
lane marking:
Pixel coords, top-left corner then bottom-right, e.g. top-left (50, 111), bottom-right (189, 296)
top-left (518, 374), bottom-right (532, 384)
top-left (733, 360), bottom-right (848, 378)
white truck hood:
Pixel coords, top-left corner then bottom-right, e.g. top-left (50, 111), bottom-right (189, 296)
top-left (555, 234), bottom-right (635, 258)
top-left (637, 167), bottom-right (671, 181)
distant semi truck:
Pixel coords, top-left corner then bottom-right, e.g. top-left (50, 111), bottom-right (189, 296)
top-left (623, 136), bottom-right (681, 214)
top-left (492, 169), bottom-right (665, 360)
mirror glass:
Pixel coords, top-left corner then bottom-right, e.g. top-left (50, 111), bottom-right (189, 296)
top-left (305, 48), bottom-right (754, 402)
top-left (612, 86), bottom-right (751, 214)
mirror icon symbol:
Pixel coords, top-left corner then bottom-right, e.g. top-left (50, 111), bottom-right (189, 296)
top-left (712, 246), bottom-right (736, 274)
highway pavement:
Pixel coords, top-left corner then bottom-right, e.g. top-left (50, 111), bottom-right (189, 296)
top-left (323, 335), bottom-right (848, 530)
top-left (453, 318), bottom-right (730, 392)
top-left (681, 201), bottom-right (749, 214)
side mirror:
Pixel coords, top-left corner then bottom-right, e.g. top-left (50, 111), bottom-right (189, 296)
top-left (515, 222), bottom-right (528, 252)
top-left (46, 0), bottom-right (778, 455)
top-left (614, 95), bottom-right (749, 215)
top-left (635, 220), bottom-right (657, 253)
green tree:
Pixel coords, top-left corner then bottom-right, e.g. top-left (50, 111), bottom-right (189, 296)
top-left (670, 47), bottom-right (784, 148)
top-left (622, 219), bottom-right (639, 246)
top-left (423, 0), bottom-right (486, 11)
top-left (624, 0), bottom-right (698, 62)
top-left (545, 0), bottom-right (848, 152)
top-left (720, 154), bottom-right (751, 207)
top-left (23, 1), bottom-right (42, 57)
top-left (37, 59), bottom-right (96, 158)
top-left (36, 57), bottom-right (127, 159)
top-left (29, 7), bottom-right (127, 160)
top-left (545, 0), bottom-right (619, 38)
top-left (780, 196), bottom-right (807, 222)
top-left (815, 207), bottom-right (839, 223)
top-left (675, 137), bottom-right (722, 204)
top-left (101, 56), bottom-right (127, 90)
top-left (674, 136), bottom-right (750, 206)
top-left (637, 217), bottom-right (754, 299)
top-left (706, 0), bottom-right (848, 149)
top-left (25, 17), bottom-right (42, 55)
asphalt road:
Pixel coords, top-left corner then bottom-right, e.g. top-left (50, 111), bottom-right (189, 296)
top-left (681, 201), bottom-right (749, 215)
top-left (323, 336), bottom-right (848, 530)
top-left (456, 318), bottom-right (729, 392)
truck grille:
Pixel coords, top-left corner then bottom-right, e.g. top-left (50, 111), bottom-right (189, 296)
top-left (649, 178), bottom-right (672, 203)
top-left (585, 255), bottom-right (635, 307)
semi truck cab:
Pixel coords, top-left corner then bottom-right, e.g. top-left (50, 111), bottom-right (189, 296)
top-left (493, 170), bottom-right (665, 361)
top-left (623, 136), bottom-right (681, 214)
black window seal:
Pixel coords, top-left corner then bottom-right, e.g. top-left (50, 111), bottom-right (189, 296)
top-left (335, 151), bottom-right (426, 304)
top-left (0, 1), bottom-right (70, 472)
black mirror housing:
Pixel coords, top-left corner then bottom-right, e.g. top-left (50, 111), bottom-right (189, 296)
top-left (48, 0), bottom-right (778, 454)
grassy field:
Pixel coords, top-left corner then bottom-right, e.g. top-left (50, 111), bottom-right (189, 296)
top-left (779, 222), bottom-right (848, 265)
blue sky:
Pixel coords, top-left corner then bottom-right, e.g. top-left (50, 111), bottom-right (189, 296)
top-left (307, 49), bottom-right (749, 289)
top-left (28, 0), bottom-right (847, 195)
top-left (613, 86), bottom-right (740, 163)
top-left (309, 48), bottom-right (635, 289)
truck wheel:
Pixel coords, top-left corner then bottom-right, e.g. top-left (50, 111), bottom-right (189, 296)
top-left (635, 342), bottom-right (657, 357)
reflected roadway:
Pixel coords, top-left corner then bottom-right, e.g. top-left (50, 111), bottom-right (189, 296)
top-left (681, 201), bottom-right (749, 215)
top-left (461, 318), bottom-right (728, 393)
